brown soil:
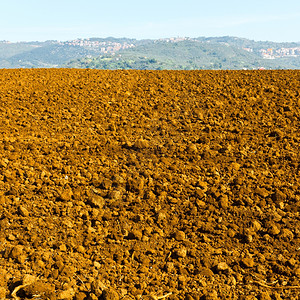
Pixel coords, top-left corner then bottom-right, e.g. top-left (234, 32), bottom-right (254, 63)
top-left (0, 69), bottom-right (300, 300)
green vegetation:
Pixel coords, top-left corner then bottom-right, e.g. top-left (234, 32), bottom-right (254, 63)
top-left (0, 37), bottom-right (299, 69)
top-left (66, 39), bottom-right (300, 70)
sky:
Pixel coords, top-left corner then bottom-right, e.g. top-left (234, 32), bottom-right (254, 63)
top-left (1, 0), bottom-right (300, 42)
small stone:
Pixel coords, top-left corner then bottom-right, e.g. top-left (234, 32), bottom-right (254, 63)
top-left (197, 267), bottom-right (214, 277)
top-left (294, 268), bottom-right (300, 277)
top-left (112, 175), bottom-right (125, 185)
top-left (37, 260), bottom-right (45, 268)
top-left (62, 219), bottom-right (74, 228)
top-left (255, 187), bottom-right (270, 198)
top-left (204, 290), bottom-right (219, 300)
top-left (245, 235), bottom-right (253, 243)
top-left (0, 269), bottom-right (7, 286)
top-left (174, 230), bottom-right (185, 241)
top-left (195, 188), bottom-right (205, 199)
top-left (59, 244), bottom-right (67, 251)
top-left (102, 288), bottom-right (119, 300)
top-left (22, 274), bottom-right (37, 285)
top-left (272, 211), bottom-right (282, 222)
top-left (88, 293), bottom-right (98, 300)
top-left (165, 262), bottom-right (175, 272)
top-left (21, 280), bottom-right (53, 298)
top-left (197, 181), bottom-right (208, 192)
top-left (134, 138), bottom-right (149, 149)
top-left (58, 288), bottom-right (76, 299)
top-left (93, 261), bottom-right (101, 268)
top-left (272, 190), bottom-right (286, 203)
top-left (175, 247), bottom-right (187, 258)
top-left (288, 258), bottom-right (296, 267)
top-left (75, 292), bottom-right (87, 300)
top-left (87, 193), bottom-right (105, 208)
top-left (252, 220), bottom-right (262, 232)
top-left (7, 234), bottom-right (16, 241)
top-left (241, 257), bottom-right (255, 268)
top-left (216, 262), bottom-right (229, 271)
top-left (120, 289), bottom-right (127, 297)
top-left (128, 229), bottom-right (143, 240)
top-left (91, 279), bottom-right (107, 296)
top-left (227, 229), bottom-right (236, 238)
top-left (277, 202), bottom-right (284, 209)
top-left (157, 211), bottom-right (167, 222)
top-left (0, 195), bottom-right (6, 205)
top-left (77, 245), bottom-right (85, 253)
top-left (219, 195), bottom-right (229, 209)
top-left (109, 190), bottom-right (122, 201)
top-left (178, 275), bottom-right (186, 284)
top-left (228, 275), bottom-right (236, 286)
top-left (9, 245), bottom-right (23, 259)
top-left (268, 223), bottom-right (281, 235)
top-left (280, 228), bottom-right (294, 241)
top-left (18, 206), bottom-right (29, 217)
top-left (231, 162), bottom-right (241, 171)
top-left (196, 199), bottom-right (206, 207)
top-left (51, 269), bottom-right (59, 279)
top-left (17, 254), bottom-right (27, 264)
top-left (60, 188), bottom-right (73, 201)
top-left (101, 178), bottom-right (112, 190)
top-left (187, 143), bottom-right (198, 153)
top-left (0, 287), bottom-right (6, 299)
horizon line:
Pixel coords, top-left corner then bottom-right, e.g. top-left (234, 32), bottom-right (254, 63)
top-left (1, 35), bottom-right (300, 44)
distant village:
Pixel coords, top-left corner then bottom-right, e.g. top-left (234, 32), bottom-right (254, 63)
top-left (1, 37), bottom-right (300, 59)
top-left (243, 46), bottom-right (300, 59)
top-left (58, 39), bottom-right (135, 54)
top-left (61, 38), bottom-right (300, 59)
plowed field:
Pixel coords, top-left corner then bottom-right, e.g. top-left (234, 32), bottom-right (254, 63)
top-left (0, 69), bottom-right (300, 300)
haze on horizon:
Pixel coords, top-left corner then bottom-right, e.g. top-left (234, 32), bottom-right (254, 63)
top-left (1, 0), bottom-right (300, 43)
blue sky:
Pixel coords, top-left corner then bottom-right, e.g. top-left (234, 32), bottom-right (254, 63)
top-left (1, 0), bottom-right (299, 42)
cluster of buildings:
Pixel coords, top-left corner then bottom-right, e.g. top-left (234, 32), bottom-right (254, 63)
top-left (260, 47), bottom-right (300, 59)
top-left (58, 39), bottom-right (135, 54)
top-left (244, 47), bottom-right (300, 59)
top-left (157, 37), bottom-right (195, 43)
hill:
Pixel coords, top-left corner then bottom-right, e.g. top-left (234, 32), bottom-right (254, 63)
top-left (1, 37), bottom-right (300, 69)
top-left (66, 38), bottom-right (300, 70)
top-left (65, 39), bottom-right (265, 70)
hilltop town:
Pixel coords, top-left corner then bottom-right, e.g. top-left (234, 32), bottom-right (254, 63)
top-left (58, 37), bottom-right (300, 59)
top-left (243, 46), bottom-right (300, 59)
top-left (1, 36), bottom-right (300, 69)
top-left (58, 39), bottom-right (135, 54)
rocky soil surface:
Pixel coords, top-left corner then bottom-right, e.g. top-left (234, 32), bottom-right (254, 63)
top-left (0, 69), bottom-right (300, 299)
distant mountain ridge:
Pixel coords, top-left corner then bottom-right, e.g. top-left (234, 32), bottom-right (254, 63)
top-left (0, 36), bottom-right (300, 69)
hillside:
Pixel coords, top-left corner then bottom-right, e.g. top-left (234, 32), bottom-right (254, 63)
top-left (65, 40), bottom-right (267, 70)
top-left (1, 37), bottom-right (300, 69)
top-left (0, 42), bottom-right (104, 68)
top-left (66, 39), bottom-right (300, 70)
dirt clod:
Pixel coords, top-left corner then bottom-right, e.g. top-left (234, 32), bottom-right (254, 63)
top-left (58, 288), bottom-right (76, 300)
top-left (216, 262), bottom-right (229, 272)
top-left (174, 230), bottom-right (186, 241)
top-left (0, 287), bottom-right (6, 299)
top-left (241, 257), bottom-right (255, 268)
top-left (101, 288), bottom-right (119, 300)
